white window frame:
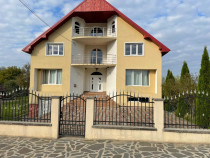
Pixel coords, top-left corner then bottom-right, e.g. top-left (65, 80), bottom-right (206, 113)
top-left (42, 69), bottom-right (62, 85)
top-left (46, 43), bottom-right (64, 56)
top-left (125, 69), bottom-right (149, 87)
top-left (124, 42), bottom-right (144, 56)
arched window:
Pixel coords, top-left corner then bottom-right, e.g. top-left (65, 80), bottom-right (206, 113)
top-left (75, 22), bottom-right (80, 34)
top-left (91, 49), bottom-right (103, 64)
top-left (112, 21), bottom-right (115, 33)
top-left (91, 27), bottom-right (103, 36)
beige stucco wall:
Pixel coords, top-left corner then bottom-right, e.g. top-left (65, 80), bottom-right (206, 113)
top-left (0, 97), bottom-right (60, 139)
top-left (30, 15), bottom-right (163, 97)
top-left (85, 98), bottom-right (210, 144)
top-left (30, 19), bottom-right (72, 96)
top-left (116, 17), bottom-right (162, 98)
top-left (0, 124), bottom-right (54, 139)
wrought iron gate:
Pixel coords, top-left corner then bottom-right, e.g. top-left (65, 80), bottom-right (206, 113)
top-left (59, 94), bottom-right (86, 136)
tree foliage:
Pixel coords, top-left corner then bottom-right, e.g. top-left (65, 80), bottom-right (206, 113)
top-left (16, 63), bottom-right (30, 88)
top-left (196, 46), bottom-right (210, 128)
top-left (180, 61), bottom-right (190, 82)
top-left (162, 70), bottom-right (179, 98)
top-left (0, 63), bottom-right (30, 91)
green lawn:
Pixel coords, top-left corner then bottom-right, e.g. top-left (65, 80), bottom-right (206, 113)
top-left (0, 96), bottom-right (29, 121)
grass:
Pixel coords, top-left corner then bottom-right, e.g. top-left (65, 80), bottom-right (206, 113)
top-left (0, 96), bottom-right (29, 121)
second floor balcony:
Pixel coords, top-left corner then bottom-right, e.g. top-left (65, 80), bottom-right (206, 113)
top-left (71, 54), bottom-right (116, 68)
top-left (72, 27), bottom-right (116, 37)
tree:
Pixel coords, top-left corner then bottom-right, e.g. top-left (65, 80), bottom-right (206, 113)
top-left (179, 61), bottom-right (197, 92)
top-left (16, 63), bottom-right (30, 88)
top-left (162, 70), bottom-right (178, 98)
top-left (0, 66), bottom-right (22, 89)
top-left (180, 61), bottom-right (190, 82)
top-left (196, 46), bottom-right (210, 128)
top-left (176, 61), bottom-right (197, 117)
top-left (4, 80), bottom-right (19, 92)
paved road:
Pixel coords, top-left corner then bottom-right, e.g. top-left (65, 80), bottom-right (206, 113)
top-left (0, 136), bottom-right (209, 158)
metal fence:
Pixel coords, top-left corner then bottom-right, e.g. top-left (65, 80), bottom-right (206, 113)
top-left (94, 91), bottom-right (154, 127)
top-left (164, 91), bottom-right (209, 129)
top-left (59, 94), bottom-right (86, 136)
top-left (0, 89), bottom-right (51, 123)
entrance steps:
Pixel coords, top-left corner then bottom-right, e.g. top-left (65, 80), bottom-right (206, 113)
top-left (82, 91), bottom-right (108, 99)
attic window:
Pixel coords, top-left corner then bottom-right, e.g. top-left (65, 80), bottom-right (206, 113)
top-left (112, 21), bottom-right (115, 33)
top-left (46, 43), bottom-right (64, 56)
top-left (125, 43), bottom-right (144, 56)
top-left (75, 22), bottom-right (80, 34)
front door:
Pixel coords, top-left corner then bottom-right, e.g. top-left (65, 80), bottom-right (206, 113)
top-left (90, 75), bottom-right (103, 92)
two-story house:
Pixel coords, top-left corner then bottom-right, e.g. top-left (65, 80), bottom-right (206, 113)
top-left (22, 0), bottom-right (170, 98)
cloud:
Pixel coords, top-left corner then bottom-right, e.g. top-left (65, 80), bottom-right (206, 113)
top-left (0, 0), bottom-right (210, 78)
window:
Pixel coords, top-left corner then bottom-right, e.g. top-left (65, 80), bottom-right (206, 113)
top-left (75, 22), bottom-right (80, 34)
top-left (125, 43), bottom-right (143, 56)
top-left (126, 70), bottom-right (149, 86)
top-left (46, 44), bottom-right (64, 56)
top-left (112, 21), bottom-right (115, 33)
top-left (91, 27), bottom-right (103, 36)
top-left (43, 69), bottom-right (62, 84)
top-left (90, 49), bottom-right (103, 64)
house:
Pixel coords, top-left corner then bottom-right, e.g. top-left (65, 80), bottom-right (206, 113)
top-left (22, 0), bottom-right (170, 98)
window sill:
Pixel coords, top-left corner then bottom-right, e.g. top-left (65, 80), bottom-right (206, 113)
top-left (42, 84), bottom-right (62, 85)
top-left (124, 55), bottom-right (144, 57)
top-left (126, 85), bottom-right (149, 87)
top-left (45, 55), bottom-right (64, 56)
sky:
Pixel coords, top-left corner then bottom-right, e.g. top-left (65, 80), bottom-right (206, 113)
top-left (0, 0), bottom-right (210, 77)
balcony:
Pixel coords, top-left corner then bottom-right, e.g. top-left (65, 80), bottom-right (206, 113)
top-left (72, 27), bottom-right (116, 45)
top-left (71, 54), bottom-right (116, 68)
top-left (73, 27), bottom-right (116, 37)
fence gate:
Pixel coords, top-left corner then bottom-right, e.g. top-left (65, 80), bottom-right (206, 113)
top-left (59, 95), bottom-right (86, 136)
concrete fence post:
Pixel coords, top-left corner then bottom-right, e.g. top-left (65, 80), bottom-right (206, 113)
top-left (51, 96), bottom-right (60, 139)
top-left (85, 97), bottom-right (95, 139)
top-left (153, 98), bottom-right (164, 140)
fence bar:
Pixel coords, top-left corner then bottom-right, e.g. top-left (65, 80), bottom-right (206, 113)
top-left (0, 89), bottom-right (51, 123)
top-left (94, 91), bottom-right (154, 127)
top-left (164, 92), bottom-right (209, 129)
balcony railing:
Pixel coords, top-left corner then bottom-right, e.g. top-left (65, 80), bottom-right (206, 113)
top-left (71, 54), bottom-right (116, 65)
top-left (72, 27), bottom-right (116, 37)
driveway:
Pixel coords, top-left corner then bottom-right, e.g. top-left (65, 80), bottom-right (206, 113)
top-left (0, 136), bottom-right (209, 158)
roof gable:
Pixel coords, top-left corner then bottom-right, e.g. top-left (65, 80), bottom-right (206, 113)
top-left (74, 0), bottom-right (115, 12)
top-left (22, 0), bottom-right (170, 55)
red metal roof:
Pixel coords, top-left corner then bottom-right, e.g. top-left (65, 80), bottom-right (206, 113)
top-left (22, 0), bottom-right (170, 55)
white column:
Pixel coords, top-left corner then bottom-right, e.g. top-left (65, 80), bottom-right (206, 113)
top-left (51, 96), bottom-right (60, 139)
top-left (153, 98), bottom-right (164, 141)
top-left (85, 97), bottom-right (95, 139)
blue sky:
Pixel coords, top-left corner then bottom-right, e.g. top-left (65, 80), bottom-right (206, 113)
top-left (0, 0), bottom-right (210, 77)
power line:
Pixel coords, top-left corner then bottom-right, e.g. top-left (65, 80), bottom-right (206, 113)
top-left (19, 0), bottom-right (71, 42)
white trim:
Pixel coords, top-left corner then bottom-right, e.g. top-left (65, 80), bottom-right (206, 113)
top-left (42, 84), bottom-right (62, 85)
top-left (155, 70), bottom-right (157, 94)
top-left (90, 75), bottom-right (103, 92)
top-left (124, 42), bottom-right (144, 56)
top-left (45, 42), bottom-right (65, 56)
